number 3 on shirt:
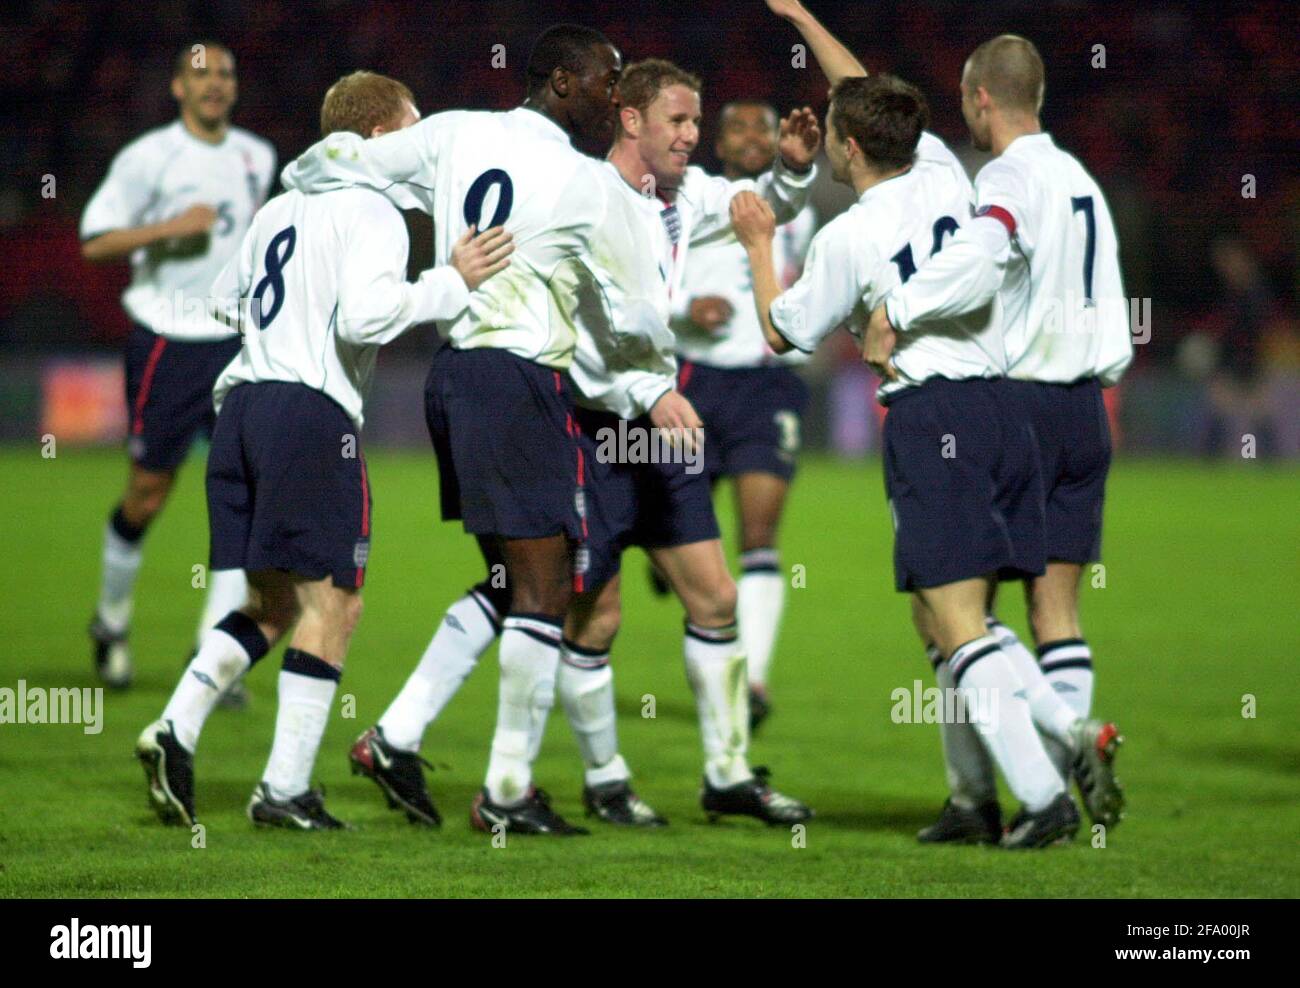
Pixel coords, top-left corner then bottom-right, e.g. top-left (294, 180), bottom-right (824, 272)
top-left (463, 169), bottom-right (514, 230)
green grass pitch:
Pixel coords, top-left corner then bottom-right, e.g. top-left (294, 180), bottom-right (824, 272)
top-left (2, 446), bottom-right (1297, 898)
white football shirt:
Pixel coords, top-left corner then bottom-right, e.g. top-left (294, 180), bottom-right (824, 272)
top-left (886, 133), bottom-right (1132, 386)
top-left (672, 207), bottom-right (816, 368)
top-left (209, 187), bottom-right (470, 429)
top-left (280, 107), bottom-right (667, 379)
top-left (568, 158), bottom-right (817, 417)
top-left (769, 132), bottom-right (1004, 401)
top-left (80, 120), bottom-right (276, 340)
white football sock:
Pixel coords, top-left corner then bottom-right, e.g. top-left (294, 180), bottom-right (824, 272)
top-left (96, 514), bottom-right (144, 634)
top-left (987, 618), bottom-right (1079, 745)
top-left (162, 613), bottom-right (269, 752)
top-left (1038, 639), bottom-right (1094, 718)
top-left (683, 622), bottom-right (751, 788)
top-left (485, 615), bottom-right (562, 806)
top-left (195, 569), bottom-right (248, 646)
top-left (378, 591), bottom-right (499, 752)
top-left (557, 641), bottom-right (629, 786)
top-left (949, 635), bottom-right (1065, 812)
top-left (1037, 638), bottom-right (1095, 776)
top-left (262, 650), bottom-right (339, 801)
top-left (929, 645), bottom-right (996, 808)
top-left (738, 549), bottom-right (785, 688)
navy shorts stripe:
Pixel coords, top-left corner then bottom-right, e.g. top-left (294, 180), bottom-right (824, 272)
top-left (124, 324), bottom-right (241, 472)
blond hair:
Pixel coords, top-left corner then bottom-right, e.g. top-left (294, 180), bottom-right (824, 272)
top-left (965, 35), bottom-right (1045, 114)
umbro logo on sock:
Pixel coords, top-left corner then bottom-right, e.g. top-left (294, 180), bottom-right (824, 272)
top-left (191, 670), bottom-right (218, 691)
top-left (445, 614), bottom-right (466, 634)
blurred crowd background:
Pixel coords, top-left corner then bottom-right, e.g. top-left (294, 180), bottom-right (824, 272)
top-left (2, 0), bottom-right (1297, 456)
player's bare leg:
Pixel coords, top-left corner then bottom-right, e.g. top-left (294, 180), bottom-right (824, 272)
top-left (249, 575), bottom-right (361, 830)
top-left (137, 568), bottom-right (292, 826)
top-left (90, 464), bottom-right (175, 688)
top-left (733, 471), bottom-right (791, 730)
top-left (470, 534), bottom-right (587, 835)
top-left (917, 577), bottom-right (1077, 848)
top-left (560, 576), bottom-right (666, 826)
top-left (651, 538), bottom-right (811, 824)
top-left (1024, 562), bottom-right (1124, 828)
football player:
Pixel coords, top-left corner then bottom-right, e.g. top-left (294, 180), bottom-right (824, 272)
top-left (135, 70), bottom-right (513, 830)
top-left (738, 3), bottom-right (1095, 849)
top-left (81, 42), bottom-right (274, 694)
top-left (557, 58), bottom-right (820, 825)
top-left (868, 35), bottom-right (1131, 844)
top-left (353, 55), bottom-right (821, 830)
top-left (285, 25), bottom-right (691, 835)
top-left (668, 98), bottom-right (817, 732)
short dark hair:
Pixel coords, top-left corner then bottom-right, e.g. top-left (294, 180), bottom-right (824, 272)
top-left (173, 40), bottom-right (233, 78)
top-left (525, 24), bottom-right (612, 95)
top-left (829, 74), bottom-right (929, 171)
top-left (719, 100), bottom-right (778, 131)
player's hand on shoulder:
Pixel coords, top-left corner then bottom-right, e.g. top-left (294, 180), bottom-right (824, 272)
top-left (452, 225), bottom-right (514, 291)
top-left (729, 191), bottom-right (776, 249)
top-left (689, 295), bottom-right (734, 334)
top-left (778, 107), bottom-right (822, 172)
top-left (165, 204), bottom-right (219, 239)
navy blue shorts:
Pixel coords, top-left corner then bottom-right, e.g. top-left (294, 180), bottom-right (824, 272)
top-left (424, 346), bottom-right (584, 542)
top-left (207, 382), bottom-right (371, 589)
top-left (883, 378), bottom-right (1045, 592)
top-left (575, 407), bottom-right (720, 590)
top-left (124, 324), bottom-right (241, 472)
top-left (678, 361), bottom-right (809, 483)
top-left (1006, 377), bottom-right (1111, 563)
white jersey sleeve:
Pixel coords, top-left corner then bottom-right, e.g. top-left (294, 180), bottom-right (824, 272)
top-left (769, 212), bottom-right (876, 353)
top-left (280, 119), bottom-right (443, 211)
top-left (567, 167), bottom-right (678, 419)
top-left (685, 158), bottom-right (816, 245)
top-left (336, 203), bottom-right (469, 345)
top-left (80, 140), bottom-right (158, 239)
top-left (883, 214), bottom-right (1012, 331)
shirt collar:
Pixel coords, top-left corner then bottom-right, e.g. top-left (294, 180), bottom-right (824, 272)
top-left (1006, 132), bottom-right (1053, 153)
top-left (510, 106), bottom-right (573, 146)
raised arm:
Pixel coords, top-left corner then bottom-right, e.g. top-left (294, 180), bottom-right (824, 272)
top-left (689, 108), bottom-right (821, 244)
top-left (765, 0), bottom-right (868, 86)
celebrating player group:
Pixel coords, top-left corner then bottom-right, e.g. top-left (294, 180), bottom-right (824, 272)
top-left (81, 0), bottom-right (1129, 849)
